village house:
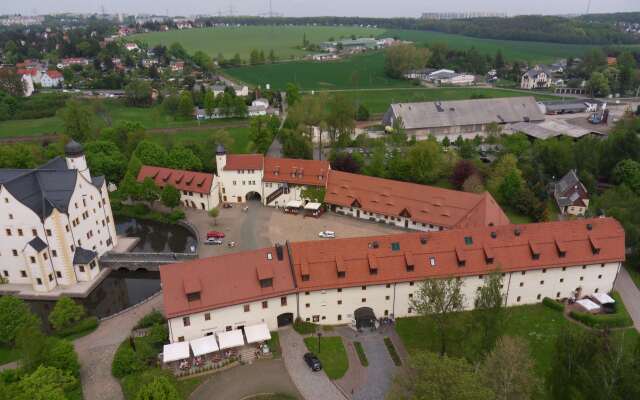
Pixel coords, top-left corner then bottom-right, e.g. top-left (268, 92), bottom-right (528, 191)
top-left (553, 170), bottom-right (590, 216)
top-left (521, 66), bottom-right (552, 89)
top-left (136, 166), bottom-right (220, 211)
top-left (40, 70), bottom-right (64, 88)
top-left (161, 217), bottom-right (624, 341)
top-left (0, 141), bottom-right (117, 292)
top-left (170, 60), bottom-right (185, 72)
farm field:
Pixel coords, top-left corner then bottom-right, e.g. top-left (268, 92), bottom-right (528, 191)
top-left (227, 51), bottom-right (411, 90)
top-left (330, 87), bottom-right (560, 114)
top-left (0, 100), bottom-right (248, 138)
top-left (132, 25), bottom-right (383, 60)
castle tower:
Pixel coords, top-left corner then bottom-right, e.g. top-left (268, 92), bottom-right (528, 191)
top-left (64, 140), bottom-right (91, 181)
top-left (215, 144), bottom-right (227, 176)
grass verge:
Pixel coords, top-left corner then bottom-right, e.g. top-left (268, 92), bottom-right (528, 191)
top-left (353, 341), bottom-right (369, 367)
top-left (267, 332), bottom-right (281, 359)
top-left (293, 319), bottom-right (317, 335)
top-left (383, 337), bottom-right (402, 366)
top-left (303, 336), bottom-right (349, 380)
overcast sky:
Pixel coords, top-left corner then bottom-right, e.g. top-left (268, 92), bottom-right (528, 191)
top-left (1, 0), bottom-right (638, 18)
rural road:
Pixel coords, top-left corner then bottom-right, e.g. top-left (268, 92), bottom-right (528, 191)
top-left (614, 267), bottom-right (640, 331)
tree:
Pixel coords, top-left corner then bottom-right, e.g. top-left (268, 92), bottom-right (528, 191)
top-left (281, 128), bottom-right (313, 159)
top-left (450, 160), bottom-right (478, 189)
top-left (125, 79), bottom-right (153, 107)
top-left (331, 152), bottom-right (363, 173)
top-left (285, 83), bottom-right (300, 107)
top-left (249, 115), bottom-right (276, 154)
top-left (411, 278), bottom-right (464, 355)
top-left (617, 51), bottom-right (637, 94)
top-left (389, 351), bottom-right (494, 400)
top-left (203, 90), bottom-right (215, 117)
top-left (139, 177), bottom-right (160, 204)
top-left (208, 207), bottom-right (219, 225)
top-left (480, 336), bottom-right (538, 400)
top-left (473, 270), bottom-right (505, 353)
top-left (355, 104), bottom-right (370, 121)
top-left (192, 50), bottom-right (214, 72)
top-left (0, 296), bottom-right (39, 345)
top-left (57, 99), bottom-right (92, 142)
top-left (167, 146), bottom-right (202, 171)
top-left (44, 339), bottom-right (80, 377)
top-left (613, 159), bottom-right (640, 193)
top-left (177, 91), bottom-right (194, 119)
top-left (135, 376), bottom-right (180, 400)
top-left (494, 50), bottom-right (506, 75)
top-left (268, 49), bottom-right (276, 63)
top-left (487, 154), bottom-right (524, 207)
top-left (406, 140), bottom-right (446, 184)
top-left (134, 140), bottom-right (168, 167)
top-left (249, 49), bottom-right (260, 65)
top-left (84, 140), bottom-right (128, 183)
top-left (17, 366), bottom-right (77, 400)
top-left (48, 297), bottom-right (85, 331)
top-left (587, 71), bottom-right (610, 97)
top-left (301, 187), bottom-right (326, 203)
top-left (384, 44), bottom-right (430, 79)
top-left (0, 68), bottom-right (25, 96)
top-left (160, 185), bottom-right (181, 209)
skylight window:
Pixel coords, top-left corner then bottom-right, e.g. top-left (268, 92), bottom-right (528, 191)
top-left (464, 236), bottom-right (473, 245)
top-left (429, 256), bottom-right (436, 267)
top-left (391, 242), bottom-right (400, 251)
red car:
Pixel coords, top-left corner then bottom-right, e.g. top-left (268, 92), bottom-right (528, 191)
top-left (206, 231), bottom-right (225, 239)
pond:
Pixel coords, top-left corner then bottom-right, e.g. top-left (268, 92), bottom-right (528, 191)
top-left (115, 217), bottom-right (197, 253)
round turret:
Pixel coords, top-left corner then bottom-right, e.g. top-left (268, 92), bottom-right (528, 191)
top-left (216, 144), bottom-right (226, 155)
top-left (64, 140), bottom-right (84, 157)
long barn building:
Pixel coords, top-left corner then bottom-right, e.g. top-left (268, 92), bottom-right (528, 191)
top-left (160, 218), bottom-right (624, 343)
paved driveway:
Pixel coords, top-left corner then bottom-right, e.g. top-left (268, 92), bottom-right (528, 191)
top-left (279, 328), bottom-right (347, 400)
top-left (614, 267), bottom-right (640, 331)
top-left (190, 359), bottom-right (300, 400)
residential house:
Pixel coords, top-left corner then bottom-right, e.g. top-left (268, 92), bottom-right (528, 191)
top-left (40, 70), bottom-right (64, 88)
top-left (554, 170), bottom-right (590, 216)
top-left (170, 60), bottom-right (185, 72)
top-left (521, 66), bottom-right (551, 89)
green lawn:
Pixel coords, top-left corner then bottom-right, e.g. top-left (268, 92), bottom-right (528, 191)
top-left (0, 100), bottom-right (248, 138)
top-left (303, 336), bottom-right (349, 380)
top-left (267, 331), bottom-right (281, 359)
top-left (396, 304), bottom-right (639, 382)
top-left (132, 25), bottom-right (383, 60)
top-left (176, 375), bottom-right (206, 398)
top-left (0, 344), bottom-right (20, 365)
top-left (147, 127), bottom-right (252, 154)
top-left (331, 87), bottom-right (560, 115)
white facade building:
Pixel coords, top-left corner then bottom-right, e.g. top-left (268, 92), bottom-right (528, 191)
top-left (161, 218), bottom-right (625, 342)
top-left (0, 141), bottom-right (117, 292)
top-left (137, 166), bottom-right (220, 211)
top-left (40, 70), bottom-right (64, 88)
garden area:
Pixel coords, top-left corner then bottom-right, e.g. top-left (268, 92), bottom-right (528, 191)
top-left (303, 336), bottom-right (349, 380)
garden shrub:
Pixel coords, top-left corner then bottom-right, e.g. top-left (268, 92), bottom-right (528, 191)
top-left (135, 310), bottom-right (166, 329)
top-left (542, 297), bottom-right (565, 312)
top-left (55, 316), bottom-right (99, 339)
top-left (293, 318), bottom-right (317, 335)
top-left (112, 340), bottom-right (146, 378)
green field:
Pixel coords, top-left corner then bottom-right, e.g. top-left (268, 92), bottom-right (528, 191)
top-left (0, 100), bottom-right (248, 138)
top-left (332, 87), bottom-right (560, 114)
top-left (132, 25), bottom-right (383, 60)
top-left (227, 52), bottom-right (411, 90)
top-left (147, 127), bottom-right (252, 154)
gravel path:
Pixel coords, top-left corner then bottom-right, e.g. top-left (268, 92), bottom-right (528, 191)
top-left (189, 359), bottom-right (300, 400)
top-left (614, 267), bottom-right (640, 331)
top-left (279, 328), bottom-right (347, 400)
top-left (73, 293), bottom-right (164, 400)
top-left (0, 361), bottom-right (17, 371)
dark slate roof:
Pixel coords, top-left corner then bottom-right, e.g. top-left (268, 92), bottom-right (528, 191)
top-left (92, 175), bottom-right (105, 188)
top-left (64, 140), bottom-right (84, 157)
top-left (0, 157), bottom-right (77, 220)
top-left (554, 170), bottom-right (588, 208)
top-left (27, 236), bottom-right (48, 252)
top-left (73, 247), bottom-right (97, 265)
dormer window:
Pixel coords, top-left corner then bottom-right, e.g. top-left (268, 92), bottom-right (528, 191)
top-left (464, 236), bottom-right (473, 245)
top-left (429, 256), bottom-right (436, 267)
top-left (187, 292), bottom-right (200, 302)
top-left (456, 246), bottom-right (466, 267)
top-left (391, 242), bottom-right (400, 251)
top-left (529, 240), bottom-right (540, 260)
top-left (259, 278), bottom-right (273, 288)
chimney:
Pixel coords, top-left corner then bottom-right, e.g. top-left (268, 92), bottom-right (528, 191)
top-left (275, 244), bottom-right (284, 260)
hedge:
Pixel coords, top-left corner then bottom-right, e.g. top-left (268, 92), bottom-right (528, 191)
top-left (121, 368), bottom-right (179, 400)
top-left (293, 319), bottom-right (317, 335)
top-left (135, 310), bottom-right (166, 329)
top-left (569, 292), bottom-right (633, 329)
top-left (55, 316), bottom-right (99, 339)
top-left (384, 337), bottom-right (402, 366)
top-left (542, 297), bottom-right (565, 312)
top-left (112, 340), bottom-right (146, 379)
top-left (353, 341), bottom-right (369, 367)
top-left (112, 202), bottom-right (185, 224)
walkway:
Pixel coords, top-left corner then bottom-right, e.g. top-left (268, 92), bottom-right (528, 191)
top-left (614, 267), bottom-right (640, 331)
top-left (279, 327), bottom-right (347, 400)
top-left (0, 361), bottom-right (17, 371)
top-left (73, 293), bottom-right (164, 400)
top-left (189, 359), bottom-right (300, 400)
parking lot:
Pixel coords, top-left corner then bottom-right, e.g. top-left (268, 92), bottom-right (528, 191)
top-left (184, 203), bottom-right (403, 258)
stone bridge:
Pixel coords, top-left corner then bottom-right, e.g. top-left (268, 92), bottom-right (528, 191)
top-left (99, 252), bottom-right (197, 272)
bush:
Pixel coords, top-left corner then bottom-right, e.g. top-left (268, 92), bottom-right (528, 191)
top-left (121, 369), bottom-right (179, 400)
top-left (44, 338), bottom-right (81, 378)
top-left (49, 296), bottom-right (86, 331)
top-left (542, 297), bottom-right (565, 312)
top-left (55, 316), bottom-right (99, 339)
top-left (135, 310), bottom-right (166, 329)
top-left (112, 340), bottom-right (146, 378)
top-left (293, 318), bottom-right (317, 335)
top-left (384, 337), bottom-right (402, 366)
top-left (354, 341), bottom-right (369, 367)
top-left (569, 292), bottom-right (633, 329)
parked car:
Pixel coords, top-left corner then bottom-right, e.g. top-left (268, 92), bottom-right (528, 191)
top-left (222, 203), bottom-right (233, 209)
top-left (303, 352), bottom-right (322, 371)
top-left (318, 230), bottom-right (336, 238)
top-left (204, 238), bottom-right (223, 245)
top-left (207, 231), bottom-right (225, 239)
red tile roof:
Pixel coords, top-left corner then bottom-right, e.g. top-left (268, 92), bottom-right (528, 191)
top-left (17, 68), bottom-right (38, 76)
top-left (161, 246), bottom-right (296, 318)
top-left (46, 70), bottom-right (63, 79)
top-left (160, 218), bottom-right (624, 318)
top-left (263, 157), bottom-right (330, 186)
top-left (223, 154), bottom-right (264, 171)
top-left (325, 171), bottom-right (509, 229)
top-left (137, 165), bottom-right (214, 194)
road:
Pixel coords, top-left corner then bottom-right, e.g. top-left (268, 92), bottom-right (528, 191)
top-left (614, 267), bottom-right (640, 331)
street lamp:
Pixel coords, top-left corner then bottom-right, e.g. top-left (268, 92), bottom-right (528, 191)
top-left (317, 332), bottom-right (322, 353)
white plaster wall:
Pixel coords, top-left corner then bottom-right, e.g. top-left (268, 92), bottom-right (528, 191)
top-left (219, 170), bottom-right (263, 203)
top-left (334, 206), bottom-right (443, 232)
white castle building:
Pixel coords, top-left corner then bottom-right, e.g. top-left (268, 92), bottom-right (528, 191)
top-left (0, 141), bottom-right (117, 292)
